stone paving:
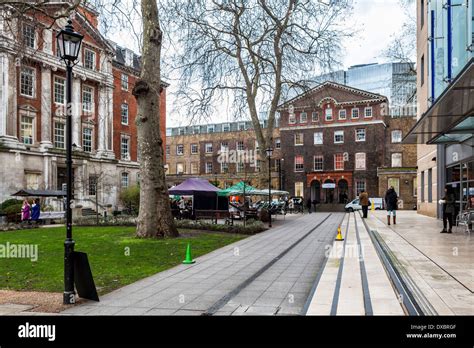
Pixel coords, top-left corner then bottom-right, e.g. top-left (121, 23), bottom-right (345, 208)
top-left (61, 212), bottom-right (344, 316)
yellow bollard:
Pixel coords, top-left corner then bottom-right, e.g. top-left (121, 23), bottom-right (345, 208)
top-left (335, 226), bottom-right (344, 241)
top-left (371, 201), bottom-right (375, 212)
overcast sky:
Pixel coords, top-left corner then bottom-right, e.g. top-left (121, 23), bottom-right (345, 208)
top-left (108, 0), bottom-right (413, 127)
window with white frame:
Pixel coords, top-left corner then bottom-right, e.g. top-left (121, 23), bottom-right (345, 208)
top-left (205, 143), bottom-right (213, 153)
top-left (20, 67), bottom-right (35, 97)
top-left (84, 49), bottom-right (95, 70)
top-left (413, 177), bottom-right (417, 197)
top-left (207, 125), bottom-right (215, 133)
top-left (238, 122), bottom-right (246, 131)
top-left (295, 182), bottom-right (304, 198)
top-left (355, 128), bottom-right (366, 142)
top-left (22, 23), bottom-right (35, 48)
top-left (54, 122), bottom-right (65, 149)
top-left (121, 74), bottom-right (128, 90)
top-left (89, 175), bottom-right (97, 196)
top-left (121, 103), bottom-right (129, 125)
top-left (289, 113), bottom-right (296, 124)
top-left (176, 144), bottom-right (184, 155)
top-left (193, 126), bottom-right (200, 134)
top-left (364, 106), bottom-right (373, 118)
top-left (221, 142), bottom-right (229, 152)
top-left (121, 136), bottom-right (130, 160)
top-left (300, 112), bottom-right (308, 123)
top-left (237, 141), bottom-right (245, 151)
top-left (82, 127), bottom-right (93, 152)
top-left (221, 162), bottom-right (229, 173)
top-left (165, 145), bottom-right (170, 155)
top-left (325, 107), bottom-right (333, 121)
top-left (338, 109), bottom-right (347, 120)
top-left (388, 177), bottom-right (400, 194)
top-left (54, 77), bottom-right (65, 104)
top-left (82, 86), bottom-right (94, 112)
top-left (166, 128), bottom-right (172, 136)
top-left (314, 132), bottom-right (323, 145)
top-left (312, 112), bottom-right (319, 122)
top-left (20, 114), bottom-right (34, 145)
top-left (191, 162), bottom-right (199, 174)
top-left (176, 163), bottom-right (184, 174)
top-left (294, 133), bottom-right (304, 146)
top-left (391, 130), bottom-right (402, 143)
top-left (205, 162), bottom-right (213, 174)
top-left (121, 172), bottom-right (129, 188)
top-left (275, 138), bottom-right (281, 149)
top-left (356, 180), bottom-right (366, 194)
top-left (25, 173), bottom-right (40, 190)
top-left (223, 123), bottom-right (231, 132)
top-left (355, 152), bottom-right (366, 170)
top-left (295, 155), bottom-right (304, 172)
top-left (391, 153), bottom-right (402, 167)
top-left (178, 128), bottom-right (185, 135)
top-left (334, 153), bottom-right (344, 171)
top-left (351, 108), bottom-right (359, 119)
top-left (191, 144), bottom-right (198, 154)
top-left (314, 155), bottom-right (324, 171)
top-left (334, 130), bottom-right (344, 144)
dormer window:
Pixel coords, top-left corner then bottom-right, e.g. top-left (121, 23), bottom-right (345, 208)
top-left (84, 48), bottom-right (95, 70)
top-left (121, 74), bottom-right (128, 90)
top-left (22, 23), bottom-right (35, 49)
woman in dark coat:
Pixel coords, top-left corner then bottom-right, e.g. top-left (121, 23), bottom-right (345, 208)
top-left (385, 186), bottom-right (398, 225)
top-left (440, 185), bottom-right (456, 233)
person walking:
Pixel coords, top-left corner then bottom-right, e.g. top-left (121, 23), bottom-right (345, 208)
top-left (306, 198), bottom-right (312, 214)
top-left (359, 190), bottom-right (369, 218)
top-left (21, 199), bottom-right (31, 223)
top-left (385, 186), bottom-right (398, 225)
top-left (440, 185), bottom-right (456, 234)
top-left (31, 198), bottom-right (41, 224)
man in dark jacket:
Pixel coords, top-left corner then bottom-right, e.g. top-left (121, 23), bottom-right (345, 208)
top-left (440, 185), bottom-right (456, 233)
top-left (385, 186), bottom-right (398, 225)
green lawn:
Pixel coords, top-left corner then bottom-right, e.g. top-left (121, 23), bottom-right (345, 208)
top-left (0, 226), bottom-right (246, 294)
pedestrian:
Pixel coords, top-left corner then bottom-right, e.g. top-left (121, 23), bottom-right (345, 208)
top-left (385, 186), bottom-right (398, 225)
top-left (306, 198), bottom-right (312, 214)
top-left (312, 199), bottom-right (318, 213)
top-left (359, 190), bottom-right (369, 218)
top-left (31, 198), bottom-right (41, 224)
top-left (21, 199), bottom-right (31, 223)
top-left (440, 185), bottom-right (456, 234)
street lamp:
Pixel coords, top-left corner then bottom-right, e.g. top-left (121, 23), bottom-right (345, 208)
top-left (279, 158), bottom-right (284, 191)
top-left (57, 19), bottom-right (83, 305)
top-left (265, 147), bottom-right (273, 228)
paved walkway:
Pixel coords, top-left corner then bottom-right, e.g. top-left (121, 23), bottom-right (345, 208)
top-left (62, 212), bottom-right (344, 316)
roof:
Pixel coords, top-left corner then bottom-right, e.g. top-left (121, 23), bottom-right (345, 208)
top-left (169, 178), bottom-right (220, 195)
top-left (11, 189), bottom-right (66, 197)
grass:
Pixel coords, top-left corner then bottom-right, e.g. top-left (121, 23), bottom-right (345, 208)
top-left (0, 226), bottom-right (246, 294)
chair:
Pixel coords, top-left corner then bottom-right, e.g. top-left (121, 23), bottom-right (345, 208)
top-left (456, 210), bottom-right (473, 233)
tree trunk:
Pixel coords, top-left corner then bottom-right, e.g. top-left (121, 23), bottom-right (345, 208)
top-left (134, 0), bottom-right (178, 238)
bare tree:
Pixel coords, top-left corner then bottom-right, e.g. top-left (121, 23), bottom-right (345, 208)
top-left (164, 0), bottom-right (352, 186)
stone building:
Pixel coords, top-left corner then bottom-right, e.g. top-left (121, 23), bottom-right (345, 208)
top-left (166, 120), bottom-right (281, 190)
top-left (0, 4), bottom-right (166, 213)
top-left (278, 82), bottom-right (417, 208)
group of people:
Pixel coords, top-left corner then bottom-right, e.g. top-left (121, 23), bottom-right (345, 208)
top-left (358, 187), bottom-right (398, 225)
top-left (20, 198), bottom-right (41, 223)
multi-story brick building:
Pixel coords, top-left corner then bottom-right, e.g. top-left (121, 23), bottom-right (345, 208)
top-left (278, 82), bottom-right (417, 208)
top-left (0, 4), bottom-right (166, 212)
top-left (166, 120), bottom-right (281, 189)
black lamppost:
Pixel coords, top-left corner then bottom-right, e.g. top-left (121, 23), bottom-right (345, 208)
top-left (266, 147), bottom-right (273, 228)
top-left (57, 20), bottom-right (83, 305)
top-left (279, 158), bottom-right (284, 191)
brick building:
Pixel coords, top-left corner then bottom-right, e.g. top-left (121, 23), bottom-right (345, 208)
top-left (278, 82), bottom-right (417, 208)
top-left (0, 4), bottom-right (166, 213)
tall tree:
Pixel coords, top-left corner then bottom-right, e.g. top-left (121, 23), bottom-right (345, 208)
top-left (165, 0), bottom-right (352, 186)
top-left (133, 0), bottom-right (178, 238)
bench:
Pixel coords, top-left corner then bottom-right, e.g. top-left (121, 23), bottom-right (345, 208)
top-left (195, 210), bottom-right (234, 225)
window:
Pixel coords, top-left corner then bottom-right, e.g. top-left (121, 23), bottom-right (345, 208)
top-left (300, 112), bottom-right (308, 123)
top-left (391, 153), bottom-right (402, 167)
top-left (351, 108), bottom-right (359, 119)
top-left (221, 142), bottom-right (229, 153)
top-left (89, 176), bottom-right (97, 196)
top-left (84, 49), bottom-right (95, 70)
top-left (237, 162), bottom-right (244, 173)
top-left (388, 178), bottom-right (400, 196)
top-left (334, 130), bottom-right (344, 144)
top-left (364, 107), bottom-right (373, 118)
top-left (20, 115), bottom-right (34, 145)
top-left (356, 180), bottom-right (366, 194)
top-left (314, 132), bottom-right (323, 145)
top-left (355, 152), bottom-right (366, 170)
top-left (25, 173), bottom-right (40, 190)
top-left (391, 130), bottom-right (402, 143)
top-left (237, 141), bottom-right (245, 151)
top-left (191, 144), bottom-right (198, 154)
top-left (256, 160), bottom-right (261, 172)
top-left (178, 128), bottom-right (185, 135)
top-left (275, 138), bottom-right (281, 149)
top-left (334, 153), bottom-right (344, 171)
top-left (205, 143), bottom-right (213, 153)
top-left (314, 155), bottom-right (324, 171)
top-left (312, 112), bottom-right (319, 122)
top-left (275, 159), bottom-right (281, 172)
top-left (289, 113), bottom-right (296, 124)
top-left (420, 55), bottom-right (425, 86)
top-left (420, 171), bottom-right (425, 202)
top-left (121, 172), bottom-right (129, 188)
top-left (356, 129), bottom-right (366, 142)
top-left (207, 125), bottom-right (215, 133)
top-left (205, 162), bottom-right (213, 174)
top-left (191, 162), bottom-right (199, 174)
top-left (427, 168), bottom-right (432, 203)
top-left (325, 107), bottom-right (333, 121)
top-left (294, 133), bottom-right (304, 146)
top-left (20, 67), bottom-right (35, 97)
top-left (238, 122), bottom-right (246, 131)
top-left (338, 109), bottom-right (347, 120)
top-left (176, 144), bottom-right (184, 155)
top-left (221, 162), bottom-right (229, 174)
top-left (176, 163), bottom-right (184, 174)
top-left (223, 123), bottom-right (230, 132)
top-left (121, 74), bottom-right (128, 90)
top-left (121, 136), bottom-right (130, 160)
top-left (121, 103), bottom-right (129, 125)
top-left (82, 86), bottom-right (94, 112)
top-left (22, 23), bottom-right (35, 48)
top-left (54, 122), bottom-right (65, 149)
top-left (165, 145), bottom-right (171, 155)
top-left (413, 177), bottom-right (418, 197)
top-left (54, 77), bottom-right (65, 104)
top-left (166, 128), bottom-right (172, 136)
top-left (295, 182), bottom-right (304, 198)
top-left (295, 155), bottom-right (304, 172)
top-left (82, 128), bottom-right (93, 152)
top-left (193, 126), bottom-right (200, 134)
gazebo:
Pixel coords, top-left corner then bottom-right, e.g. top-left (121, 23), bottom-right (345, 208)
top-left (169, 178), bottom-right (225, 214)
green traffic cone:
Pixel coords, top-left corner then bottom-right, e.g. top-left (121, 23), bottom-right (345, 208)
top-left (183, 243), bottom-right (195, 264)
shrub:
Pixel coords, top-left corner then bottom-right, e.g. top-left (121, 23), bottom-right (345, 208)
top-left (74, 215), bottom-right (137, 226)
top-left (119, 185), bottom-right (140, 215)
top-left (0, 199), bottom-right (23, 215)
top-left (175, 220), bottom-right (266, 235)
